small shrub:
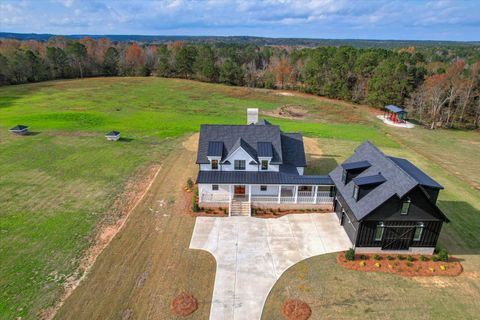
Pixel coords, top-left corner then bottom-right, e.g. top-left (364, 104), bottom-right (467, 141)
top-left (374, 262), bottom-right (381, 268)
top-left (388, 264), bottom-right (393, 269)
top-left (192, 188), bottom-right (200, 212)
top-left (428, 267), bottom-right (435, 272)
top-left (373, 254), bottom-right (381, 261)
top-left (397, 255), bottom-right (404, 261)
top-left (345, 248), bottom-right (355, 261)
top-left (406, 255), bottom-right (413, 262)
top-left (406, 261), bottom-right (412, 267)
top-left (419, 255), bottom-right (427, 262)
top-left (360, 254), bottom-right (367, 260)
top-left (359, 261), bottom-right (366, 267)
top-left (186, 178), bottom-right (194, 191)
top-left (438, 248), bottom-right (449, 262)
top-left (432, 255), bottom-right (441, 262)
top-left (440, 265), bottom-right (447, 271)
top-left (386, 255), bottom-right (394, 261)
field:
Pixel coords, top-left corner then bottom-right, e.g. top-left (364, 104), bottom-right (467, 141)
top-left (0, 77), bottom-right (479, 319)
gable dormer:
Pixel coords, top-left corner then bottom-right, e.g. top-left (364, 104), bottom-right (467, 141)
top-left (257, 142), bottom-right (273, 171)
top-left (352, 173), bottom-right (386, 201)
top-left (341, 160), bottom-right (371, 184)
top-left (222, 138), bottom-right (258, 170)
top-left (207, 141), bottom-right (224, 170)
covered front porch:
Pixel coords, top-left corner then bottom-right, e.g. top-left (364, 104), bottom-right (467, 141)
top-left (199, 184), bottom-right (335, 205)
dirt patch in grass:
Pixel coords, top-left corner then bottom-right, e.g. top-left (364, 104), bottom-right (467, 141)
top-left (337, 252), bottom-right (462, 277)
top-left (39, 164), bottom-right (162, 320)
top-left (170, 293), bottom-right (198, 316)
top-left (264, 105), bottom-right (309, 120)
top-left (282, 299), bottom-right (312, 320)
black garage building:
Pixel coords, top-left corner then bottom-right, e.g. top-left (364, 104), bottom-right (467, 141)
top-left (329, 141), bottom-right (449, 254)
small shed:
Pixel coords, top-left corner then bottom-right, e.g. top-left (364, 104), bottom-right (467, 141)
top-left (105, 131), bottom-right (120, 141)
top-left (9, 125), bottom-right (29, 135)
top-left (384, 105), bottom-right (407, 123)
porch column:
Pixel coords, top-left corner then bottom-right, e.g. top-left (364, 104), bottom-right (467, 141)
top-left (199, 189), bottom-right (203, 203)
top-left (313, 185), bottom-right (318, 204)
top-left (229, 184), bottom-right (232, 202)
top-left (294, 185), bottom-right (298, 204)
top-left (277, 185), bottom-right (282, 204)
top-left (248, 184), bottom-right (251, 203)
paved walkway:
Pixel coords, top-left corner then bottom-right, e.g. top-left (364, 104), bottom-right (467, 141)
top-left (189, 213), bottom-right (352, 320)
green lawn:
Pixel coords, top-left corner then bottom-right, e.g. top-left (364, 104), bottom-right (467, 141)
top-left (0, 77), bottom-right (478, 319)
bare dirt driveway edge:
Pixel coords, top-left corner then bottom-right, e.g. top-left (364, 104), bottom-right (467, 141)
top-left (190, 213), bottom-right (352, 320)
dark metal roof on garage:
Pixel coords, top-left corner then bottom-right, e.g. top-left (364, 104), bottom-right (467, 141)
top-left (385, 105), bottom-right (407, 114)
top-left (197, 171), bottom-right (333, 185)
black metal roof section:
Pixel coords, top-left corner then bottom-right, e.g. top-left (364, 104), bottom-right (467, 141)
top-left (280, 133), bottom-right (307, 167)
top-left (196, 124), bottom-right (284, 164)
top-left (10, 125), bottom-right (28, 131)
top-left (207, 141), bottom-right (224, 157)
top-left (197, 171), bottom-right (333, 185)
top-left (330, 141), bottom-right (430, 220)
top-left (385, 105), bottom-right (406, 114)
top-left (257, 142), bottom-right (273, 158)
top-left (388, 156), bottom-right (444, 189)
top-left (353, 173), bottom-right (386, 186)
top-left (105, 131), bottom-right (120, 136)
top-left (341, 160), bottom-right (371, 171)
top-left (249, 160), bottom-right (257, 165)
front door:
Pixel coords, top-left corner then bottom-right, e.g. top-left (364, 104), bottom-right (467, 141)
top-left (234, 185), bottom-right (245, 196)
top-left (382, 226), bottom-right (414, 250)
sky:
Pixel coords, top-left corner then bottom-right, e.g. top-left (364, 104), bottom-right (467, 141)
top-left (1, 0), bottom-right (479, 41)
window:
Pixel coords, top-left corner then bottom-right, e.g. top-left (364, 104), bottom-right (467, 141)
top-left (211, 159), bottom-right (218, 170)
top-left (353, 185), bottom-right (359, 201)
top-left (401, 197), bottom-right (411, 215)
top-left (260, 185), bottom-right (267, 191)
top-left (342, 169), bottom-right (347, 183)
top-left (261, 160), bottom-right (268, 170)
top-left (212, 185), bottom-right (219, 191)
top-left (234, 160), bottom-right (246, 170)
top-left (413, 223), bottom-right (424, 241)
top-left (374, 222), bottom-right (385, 241)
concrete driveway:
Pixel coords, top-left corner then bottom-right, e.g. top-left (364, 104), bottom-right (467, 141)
top-left (189, 213), bottom-right (352, 320)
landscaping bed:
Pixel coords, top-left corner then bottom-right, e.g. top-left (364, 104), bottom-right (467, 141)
top-left (337, 251), bottom-right (462, 277)
top-left (253, 207), bottom-right (331, 218)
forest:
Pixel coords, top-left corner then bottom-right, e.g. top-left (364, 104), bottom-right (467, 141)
top-left (1, 37), bottom-right (479, 129)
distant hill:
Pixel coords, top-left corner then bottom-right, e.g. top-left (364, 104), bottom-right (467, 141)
top-left (1, 32), bottom-right (479, 48)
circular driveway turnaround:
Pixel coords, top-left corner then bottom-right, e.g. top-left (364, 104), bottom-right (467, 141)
top-left (189, 213), bottom-right (352, 320)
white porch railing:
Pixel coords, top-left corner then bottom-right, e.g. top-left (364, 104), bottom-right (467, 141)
top-left (200, 193), bottom-right (230, 203)
top-left (200, 191), bottom-right (333, 205)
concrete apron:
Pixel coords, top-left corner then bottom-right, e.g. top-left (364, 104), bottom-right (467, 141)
top-left (189, 213), bottom-right (352, 320)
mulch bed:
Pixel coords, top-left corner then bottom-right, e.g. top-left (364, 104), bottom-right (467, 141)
top-left (337, 252), bottom-right (462, 277)
top-left (170, 293), bottom-right (198, 317)
top-left (254, 208), bottom-right (331, 219)
top-left (282, 299), bottom-right (312, 320)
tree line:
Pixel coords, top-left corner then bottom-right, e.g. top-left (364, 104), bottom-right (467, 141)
top-left (1, 37), bottom-right (479, 128)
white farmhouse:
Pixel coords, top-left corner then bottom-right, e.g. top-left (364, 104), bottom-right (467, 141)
top-left (196, 109), bottom-right (334, 216)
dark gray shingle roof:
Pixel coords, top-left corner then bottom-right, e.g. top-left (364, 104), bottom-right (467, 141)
top-left (197, 171), bottom-right (333, 185)
top-left (353, 173), bottom-right (386, 186)
top-left (341, 160), bottom-right (371, 171)
top-left (330, 141), bottom-right (421, 220)
top-left (388, 156), bottom-right (443, 189)
top-left (105, 131), bottom-right (120, 136)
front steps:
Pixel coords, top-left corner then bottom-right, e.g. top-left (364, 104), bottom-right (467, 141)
top-left (230, 199), bottom-right (251, 216)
